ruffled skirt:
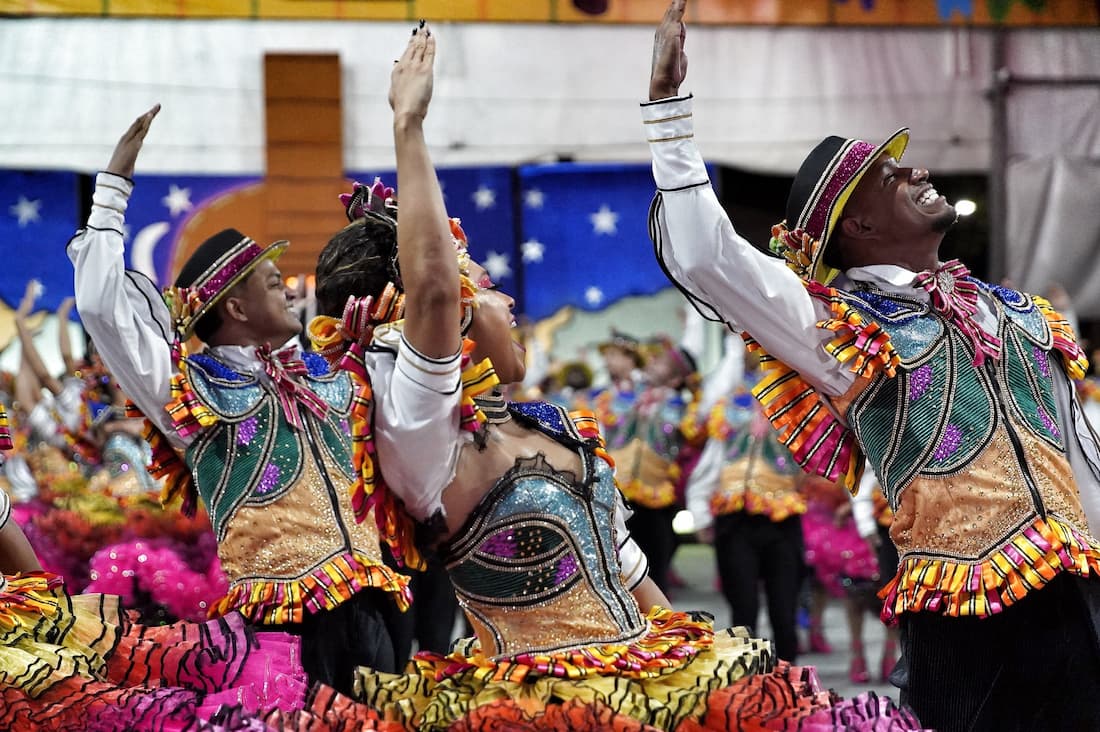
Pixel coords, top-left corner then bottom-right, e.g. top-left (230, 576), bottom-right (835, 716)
top-left (344, 607), bottom-right (924, 732)
top-left (801, 502), bottom-right (879, 598)
top-left (0, 572), bottom-right (308, 731)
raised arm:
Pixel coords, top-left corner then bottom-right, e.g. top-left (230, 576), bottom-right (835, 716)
top-left (391, 25), bottom-right (461, 361)
top-left (68, 105), bottom-right (185, 448)
top-left (56, 297), bottom-right (77, 376)
top-left (644, 0), bottom-right (854, 399)
top-left (0, 491), bottom-right (41, 574)
top-left (14, 281), bottom-right (63, 397)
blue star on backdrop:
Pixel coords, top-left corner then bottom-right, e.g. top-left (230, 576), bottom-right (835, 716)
top-left (517, 162), bottom-right (677, 320)
top-left (0, 170), bottom-right (80, 312)
top-left (126, 174), bottom-right (261, 285)
top-left (2, 161), bottom-right (690, 323)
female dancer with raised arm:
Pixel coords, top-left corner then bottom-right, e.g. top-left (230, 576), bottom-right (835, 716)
top-left (307, 25), bottom-right (925, 732)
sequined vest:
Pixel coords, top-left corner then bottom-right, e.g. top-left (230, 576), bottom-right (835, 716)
top-left (835, 284), bottom-right (1089, 564)
top-left (440, 401), bottom-right (647, 660)
top-left (182, 353), bottom-right (385, 590)
top-left (710, 417), bottom-right (805, 521)
top-left (608, 389), bottom-right (687, 509)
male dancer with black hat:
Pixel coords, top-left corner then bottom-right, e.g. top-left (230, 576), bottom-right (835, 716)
top-left (69, 106), bottom-right (415, 695)
top-left (641, 1), bottom-right (1100, 729)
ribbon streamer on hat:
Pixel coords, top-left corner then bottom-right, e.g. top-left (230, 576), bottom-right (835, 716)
top-left (255, 344), bottom-right (330, 430)
top-left (912, 259), bottom-right (1001, 366)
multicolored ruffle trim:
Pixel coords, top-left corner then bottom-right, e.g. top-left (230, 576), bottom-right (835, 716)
top-left (1033, 295), bottom-right (1089, 380)
top-left (745, 281), bottom-right (899, 492)
top-left (410, 606), bottom-right (711, 684)
top-left (701, 398), bottom-right (738, 443)
top-left (140, 413), bottom-right (201, 517)
top-left (126, 344), bottom-right (213, 518)
top-left (709, 489), bottom-right (806, 524)
top-left (350, 619), bottom-right (926, 731)
top-left (569, 408), bottom-right (616, 469)
top-left (309, 303), bottom-right (422, 572)
top-left (229, 683), bottom-right (405, 731)
top-left (0, 402), bottom-right (12, 452)
top-left (619, 472), bottom-right (680, 510)
top-left (212, 550), bottom-right (412, 624)
top-left (0, 573), bottom-right (74, 649)
top-left (457, 339), bottom-right (500, 432)
top-left (356, 617), bottom-right (773, 731)
top-left (678, 662), bottom-right (925, 731)
top-left (678, 393), bottom-right (712, 447)
top-left (879, 514), bottom-right (1100, 623)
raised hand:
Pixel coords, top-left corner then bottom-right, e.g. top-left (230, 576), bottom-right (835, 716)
top-left (106, 104), bottom-right (160, 179)
top-left (57, 296), bottom-right (75, 320)
top-left (389, 22), bottom-right (436, 124)
top-left (650, 0), bottom-right (688, 101)
top-left (16, 279), bottom-right (42, 319)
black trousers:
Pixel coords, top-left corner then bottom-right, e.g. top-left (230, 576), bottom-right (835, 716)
top-left (627, 505), bottom-right (679, 593)
top-left (899, 572), bottom-right (1100, 732)
top-left (269, 588), bottom-right (398, 696)
top-left (383, 554), bottom-right (460, 663)
top-left (713, 511), bottom-right (804, 662)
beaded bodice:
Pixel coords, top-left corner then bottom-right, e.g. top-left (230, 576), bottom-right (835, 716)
top-left (183, 353), bottom-right (355, 537)
top-left (440, 401), bottom-right (646, 660)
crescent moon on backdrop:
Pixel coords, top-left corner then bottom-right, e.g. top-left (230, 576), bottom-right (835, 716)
top-left (131, 222), bottom-right (171, 285)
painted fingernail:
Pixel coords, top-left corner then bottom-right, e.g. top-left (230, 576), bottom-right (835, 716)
top-left (412, 27), bottom-right (417, 35)
top-left (418, 18), bottom-right (426, 27)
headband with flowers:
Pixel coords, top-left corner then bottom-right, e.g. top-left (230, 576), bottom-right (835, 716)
top-left (340, 178), bottom-right (480, 332)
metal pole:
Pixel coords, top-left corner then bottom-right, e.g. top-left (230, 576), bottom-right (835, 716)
top-left (987, 29), bottom-right (1009, 283)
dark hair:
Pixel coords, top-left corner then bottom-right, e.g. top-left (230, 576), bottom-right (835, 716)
top-left (315, 216), bottom-right (400, 317)
top-left (561, 363), bottom-right (593, 390)
top-left (193, 309), bottom-right (223, 344)
top-left (677, 347), bottom-right (698, 376)
top-left (821, 236), bottom-right (848, 272)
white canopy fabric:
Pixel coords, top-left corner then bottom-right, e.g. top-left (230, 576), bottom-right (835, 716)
top-left (1, 19), bottom-right (1097, 314)
top-left (0, 19), bottom-right (1015, 174)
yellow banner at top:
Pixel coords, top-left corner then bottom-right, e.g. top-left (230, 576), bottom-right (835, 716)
top-left (2, 0), bottom-right (1097, 25)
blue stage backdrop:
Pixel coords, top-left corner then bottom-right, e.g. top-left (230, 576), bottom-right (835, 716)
top-left (126, 174), bottom-right (262, 286)
top-left (517, 162), bottom-right (673, 320)
top-left (2, 162), bottom-right (689, 323)
top-left (1, 170), bottom-right (81, 312)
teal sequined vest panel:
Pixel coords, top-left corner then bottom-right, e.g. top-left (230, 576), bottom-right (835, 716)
top-left (842, 284), bottom-right (1068, 512)
top-left (182, 352), bottom-right (355, 542)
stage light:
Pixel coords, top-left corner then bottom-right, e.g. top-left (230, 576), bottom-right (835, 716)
top-left (672, 509), bottom-right (696, 535)
top-left (955, 199), bottom-right (977, 217)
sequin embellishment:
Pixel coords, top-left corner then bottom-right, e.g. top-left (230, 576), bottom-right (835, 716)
top-left (933, 424), bottom-right (963, 462)
top-left (908, 364), bottom-right (933, 401)
top-left (236, 416), bottom-right (258, 446)
top-left (257, 463), bottom-right (281, 495)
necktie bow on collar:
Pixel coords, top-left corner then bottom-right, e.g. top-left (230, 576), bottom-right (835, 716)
top-left (255, 344), bottom-right (329, 430)
top-left (912, 259), bottom-right (1001, 366)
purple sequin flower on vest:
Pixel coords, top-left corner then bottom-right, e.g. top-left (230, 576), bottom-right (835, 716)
top-left (933, 424), bottom-right (963, 462)
top-left (237, 416), bottom-right (259, 446)
top-left (909, 364), bottom-right (934, 401)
